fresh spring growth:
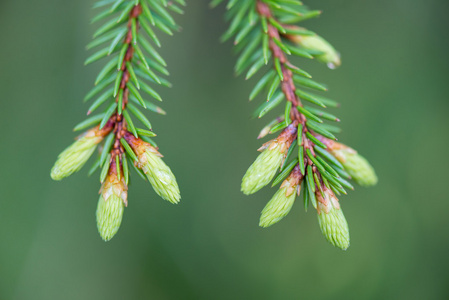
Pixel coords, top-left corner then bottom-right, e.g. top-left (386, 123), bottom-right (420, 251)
top-left (51, 1), bottom-right (183, 241)
top-left (219, 0), bottom-right (377, 249)
top-left (287, 29), bottom-right (341, 69)
top-left (242, 124), bottom-right (297, 195)
top-left (125, 133), bottom-right (180, 204)
top-left (51, 125), bottom-right (109, 180)
top-left (260, 165), bottom-right (303, 227)
top-left (331, 146), bottom-right (377, 186)
top-left (316, 187), bottom-right (350, 250)
top-left (96, 161), bottom-right (127, 241)
top-left (321, 138), bottom-right (378, 186)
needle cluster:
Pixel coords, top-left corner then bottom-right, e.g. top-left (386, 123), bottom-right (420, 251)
top-left (51, 0), bottom-right (185, 241)
top-left (214, 0), bottom-right (377, 250)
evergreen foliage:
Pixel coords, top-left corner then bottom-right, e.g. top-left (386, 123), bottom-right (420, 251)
top-left (51, 0), bottom-right (184, 241)
top-left (50, 0), bottom-right (377, 247)
top-left (214, 0), bottom-right (377, 250)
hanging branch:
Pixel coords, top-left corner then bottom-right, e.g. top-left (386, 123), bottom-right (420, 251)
top-left (215, 0), bottom-right (377, 250)
top-left (50, 0), bottom-right (185, 241)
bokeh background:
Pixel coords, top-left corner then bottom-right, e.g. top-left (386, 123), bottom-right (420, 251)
top-left (1, 0), bottom-right (448, 299)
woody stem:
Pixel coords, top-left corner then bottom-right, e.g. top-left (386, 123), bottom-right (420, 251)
top-left (256, 1), bottom-right (317, 163)
top-left (110, 4), bottom-right (142, 170)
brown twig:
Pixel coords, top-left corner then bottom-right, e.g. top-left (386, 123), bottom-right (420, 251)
top-left (108, 5), bottom-right (143, 167)
top-left (256, 1), bottom-right (317, 165)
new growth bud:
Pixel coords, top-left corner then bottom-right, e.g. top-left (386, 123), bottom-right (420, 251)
top-left (332, 148), bottom-right (377, 186)
top-left (96, 161), bottom-right (127, 241)
top-left (287, 29), bottom-right (341, 69)
top-left (51, 126), bottom-right (108, 181)
top-left (260, 165), bottom-right (302, 227)
top-left (126, 133), bottom-right (180, 204)
top-left (242, 125), bottom-right (297, 195)
top-left (316, 187), bottom-right (350, 250)
top-left (323, 139), bottom-right (378, 187)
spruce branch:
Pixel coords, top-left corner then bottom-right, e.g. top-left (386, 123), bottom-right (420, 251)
top-left (51, 0), bottom-right (184, 241)
top-left (217, 0), bottom-right (377, 250)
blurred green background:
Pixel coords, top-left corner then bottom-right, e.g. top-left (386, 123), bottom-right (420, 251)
top-left (1, 0), bottom-right (448, 299)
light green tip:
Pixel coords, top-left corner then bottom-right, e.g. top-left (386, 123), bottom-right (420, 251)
top-left (96, 195), bottom-right (124, 242)
top-left (332, 149), bottom-right (378, 187)
top-left (141, 151), bottom-right (181, 204)
top-left (317, 206), bottom-right (350, 250)
top-left (241, 148), bottom-right (284, 195)
top-left (51, 135), bottom-right (101, 181)
top-left (297, 34), bottom-right (341, 69)
top-left (259, 187), bottom-right (296, 228)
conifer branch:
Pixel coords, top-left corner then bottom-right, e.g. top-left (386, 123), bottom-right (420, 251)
top-left (217, 0), bottom-right (378, 250)
top-left (51, 0), bottom-right (185, 241)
